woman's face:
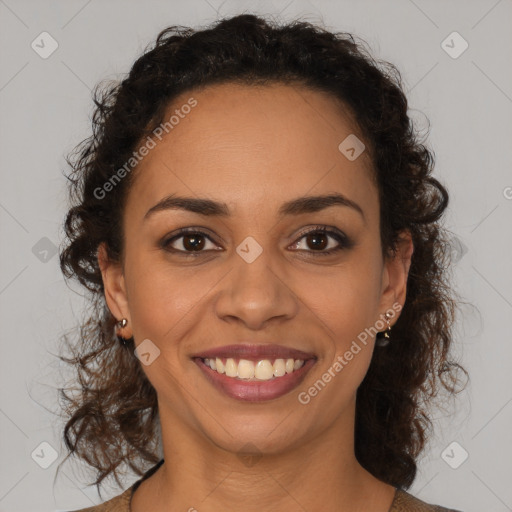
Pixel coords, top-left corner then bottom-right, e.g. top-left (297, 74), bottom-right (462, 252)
top-left (100, 82), bottom-right (412, 456)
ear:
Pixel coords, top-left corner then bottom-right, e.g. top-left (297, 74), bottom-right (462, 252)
top-left (97, 242), bottom-right (131, 333)
top-left (378, 230), bottom-right (414, 324)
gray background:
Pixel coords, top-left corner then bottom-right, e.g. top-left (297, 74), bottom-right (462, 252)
top-left (0, 0), bottom-right (511, 511)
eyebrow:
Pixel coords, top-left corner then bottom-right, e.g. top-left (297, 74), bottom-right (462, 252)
top-left (144, 192), bottom-right (365, 222)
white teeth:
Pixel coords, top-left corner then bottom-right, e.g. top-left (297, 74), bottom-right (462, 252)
top-left (273, 358), bottom-right (286, 377)
top-left (203, 357), bottom-right (307, 381)
top-left (293, 359), bottom-right (304, 370)
top-left (238, 359), bottom-right (255, 379)
top-left (225, 358), bottom-right (238, 377)
top-left (254, 360), bottom-right (274, 380)
top-left (215, 357), bottom-right (225, 374)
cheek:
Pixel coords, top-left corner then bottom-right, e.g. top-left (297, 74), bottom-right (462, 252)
top-left (123, 249), bottom-right (230, 358)
top-left (123, 251), bottom-right (201, 342)
top-left (313, 287), bottom-right (378, 378)
top-left (123, 257), bottom-right (209, 396)
top-left (306, 258), bottom-right (382, 340)
top-left (303, 275), bottom-right (379, 409)
top-left (300, 256), bottom-right (382, 397)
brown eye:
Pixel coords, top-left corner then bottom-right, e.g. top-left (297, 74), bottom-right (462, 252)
top-left (290, 226), bottom-right (353, 256)
top-left (181, 233), bottom-right (206, 251)
top-left (161, 225), bottom-right (353, 258)
top-left (163, 229), bottom-right (219, 254)
top-left (304, 231), bottom-right (329, 251)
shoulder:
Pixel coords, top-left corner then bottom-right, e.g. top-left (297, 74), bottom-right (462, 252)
top-left (390, 489), bottom-right (463, 512)
top-left (67, 486), bottom-right (133, 512)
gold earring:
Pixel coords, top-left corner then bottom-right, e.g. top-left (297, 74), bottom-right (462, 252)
top-left (376, 312), bottom-right (392, 347)
top-left (116, 318), bottom-right (129, 346)
top-left (117, 318), bottom-right (128, 329)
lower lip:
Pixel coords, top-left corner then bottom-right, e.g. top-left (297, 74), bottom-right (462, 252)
top-left (193, 357), bottom-right (316, 402)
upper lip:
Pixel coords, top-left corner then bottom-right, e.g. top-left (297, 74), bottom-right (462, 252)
top-left (191, 343), bottom-right (316, 361)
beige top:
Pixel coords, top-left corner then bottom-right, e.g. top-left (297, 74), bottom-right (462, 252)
top-left (71, 460), bottom-right (462, 512)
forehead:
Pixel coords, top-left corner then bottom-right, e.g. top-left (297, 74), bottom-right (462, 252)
top-left (127, 82), bottom-right (377, 221)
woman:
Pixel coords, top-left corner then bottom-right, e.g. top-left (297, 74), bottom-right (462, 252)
top-left (58, 13), bottom-right (466, 512)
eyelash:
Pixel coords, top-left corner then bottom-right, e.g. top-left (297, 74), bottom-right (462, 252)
top-left (161, 225), bottom-right (353, 257)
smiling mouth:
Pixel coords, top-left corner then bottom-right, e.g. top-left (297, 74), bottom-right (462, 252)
top-left (192, 356), bottom-right (317, 402)
top-left (199, 356), bottom-right (309, 381)
top-left (190, 343), bottom-right (317, 401)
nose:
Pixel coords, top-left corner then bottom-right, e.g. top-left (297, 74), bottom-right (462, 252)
top-left (213, 244), bottom-right (299, 331)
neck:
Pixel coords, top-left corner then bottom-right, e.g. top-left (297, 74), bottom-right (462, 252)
top-left (132, 396), bottom-right (396, 512)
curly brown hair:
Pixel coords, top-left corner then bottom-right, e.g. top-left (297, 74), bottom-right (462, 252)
top-left (56, 13), bottom-right (467, 496)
